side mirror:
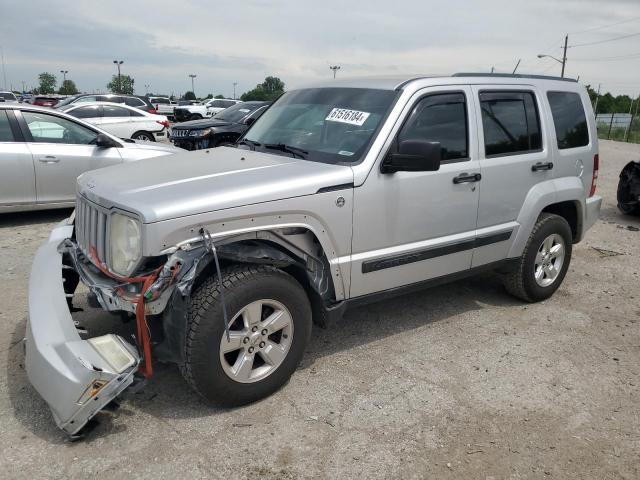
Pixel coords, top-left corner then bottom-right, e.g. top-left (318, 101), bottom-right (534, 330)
top-left (381, 140), bottom-right (441, 174)
top-left (244, 116), bottom-right (256, 126)
top-left (95, 133), bottom-right (119, 148)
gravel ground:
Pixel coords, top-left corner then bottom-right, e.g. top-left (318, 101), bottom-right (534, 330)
top-left (1, 140), bottom-right (639, 479)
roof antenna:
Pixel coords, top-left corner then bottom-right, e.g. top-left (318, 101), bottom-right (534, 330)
top-left (512, 59), bottom-right (521, 74)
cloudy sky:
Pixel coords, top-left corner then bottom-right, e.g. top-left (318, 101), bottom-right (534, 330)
top-left (1, 0), bottom-right (639, 97)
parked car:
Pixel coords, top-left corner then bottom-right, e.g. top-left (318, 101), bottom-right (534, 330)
top-left (148, 96), bottom-right (177, 120)
top-left (617, 160), bottom-right (640, 215)
top-left (170, 101), bottom-right (270, 150)
top-left (0, 104), bottom-right (180, 213)
top-left (54, 94), bottom-right (157, 114)
top-left (59, 102), bottom-right (170, 142)
top-left (173, 98), bottom-right (241, 122)
top-left (25, 73), bottom-right (602, 438)
top-left (0, 91), bottom-right (18, 103)
top-left (30, 96), bottom-right (61, 107)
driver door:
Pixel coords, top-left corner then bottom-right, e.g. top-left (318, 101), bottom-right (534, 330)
top-left (18, 110), bottom-right (122, 204)
top-left (350, 86), bottom-right (481, 297)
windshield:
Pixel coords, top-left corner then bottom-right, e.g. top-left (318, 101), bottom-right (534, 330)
top-left (242, 88), bottom-right (398, 164)
top-left (216, 102), bottom-right (263, 123)
top-left (0, 92), bottom-right (17, 101)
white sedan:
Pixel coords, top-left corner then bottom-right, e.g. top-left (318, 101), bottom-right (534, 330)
top-left (59, 101), bottom-right (170, 142)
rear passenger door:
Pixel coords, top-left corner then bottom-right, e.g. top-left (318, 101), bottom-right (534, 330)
top-left (0, 109), bottom-right (36, 208)
top-left (100, 105), bottom-right (133, 138)
top-left (471, 86), bottom-right (554, 267)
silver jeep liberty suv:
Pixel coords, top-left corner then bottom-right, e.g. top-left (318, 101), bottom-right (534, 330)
top-left (25, 73), bottom-right (601, 437)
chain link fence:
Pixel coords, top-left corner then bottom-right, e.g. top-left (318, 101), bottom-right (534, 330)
top-left (596, 113), bottom-right (640, 143)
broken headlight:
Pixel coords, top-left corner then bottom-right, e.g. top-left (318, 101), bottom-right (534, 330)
top-left (109, 212), bottom-right (142, 277)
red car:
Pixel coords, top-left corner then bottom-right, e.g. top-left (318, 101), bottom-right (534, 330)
top-left (30, 96), bottom-right (61, 107)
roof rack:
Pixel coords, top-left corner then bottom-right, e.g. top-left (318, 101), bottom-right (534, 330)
top-left (452, 72), bottom-right (578, 83)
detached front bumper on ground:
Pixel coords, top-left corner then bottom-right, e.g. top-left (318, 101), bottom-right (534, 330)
top-left (24, 220), bottom-right (140, 437)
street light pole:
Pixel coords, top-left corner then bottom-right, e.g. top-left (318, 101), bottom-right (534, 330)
top-left (60, 70), bottom-right (68, 94)
top-left (233, 82), bottom-right (238, 100)
top-left (189, 74), bottom-right (197, 97)
top-left (144, 84), bottom-right (150, 95)
top-left (329, 65), bottom-right (341, 79)
top-left (113, 60), bottom-right (124, 93)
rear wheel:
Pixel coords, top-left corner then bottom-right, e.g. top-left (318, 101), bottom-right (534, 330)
top-left (189, 114), bottom-right (203, 121)
top-left (617, 161), bottom-right (640, 216)
top-left (132, 131), bottom-right (154, 142)
top-left (181, 265), bottom-right (312, 405)
top-left (503, 213), bottom-right (572, 302)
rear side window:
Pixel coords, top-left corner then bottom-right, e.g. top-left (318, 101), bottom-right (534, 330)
top-left (151, 98), bottom-right (169, 104)
top-left (71, 105), bottom-right (100, 119)
top-left (547, 92), bottom-right (589, 149)
top-left (0, 110), bottom-right (15, 141)
top-left (398, 92), bottom-right (468, 161)
top-left (480, 91), bottom-right (542, 157)
top-left (103, 105), bottom-right (131, 117)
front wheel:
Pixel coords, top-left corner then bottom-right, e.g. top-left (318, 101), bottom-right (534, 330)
top-left (181, 265), bottom-right (312, 406)
top-left (503, 213), bottom-right (573, 302)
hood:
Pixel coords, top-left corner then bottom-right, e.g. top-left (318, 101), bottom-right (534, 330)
top-left (172, 118), bottom-right (233, 129)
top-left (120, 139), bottom-right (182, 154)
top-left (78, 146), bottom-right (354, 223)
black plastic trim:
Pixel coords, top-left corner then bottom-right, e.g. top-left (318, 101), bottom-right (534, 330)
top-left (349, 258), bottom-right (518, 309)
top-left (316, 183), bottom-right (355, 194)
top-left (361, 230), bottom-right (513, 274)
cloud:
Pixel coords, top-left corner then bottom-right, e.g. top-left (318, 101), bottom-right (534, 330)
top-left (1, 0), bottom-right (639, 96)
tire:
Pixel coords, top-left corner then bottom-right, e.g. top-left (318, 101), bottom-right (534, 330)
top-left (180, 265), bottom-right (312, 406)
top-left (503, 213), bottom-right (573, 302)
top-left (617, 161), bottom-right (640, 216)
top-left (132, 131), bottom-right (154, 142)
top-left (189, 114), bottom-right (203, 121)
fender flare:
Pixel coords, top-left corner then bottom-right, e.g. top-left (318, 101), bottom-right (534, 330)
top-left (508, 177), bottom-right (585, 258)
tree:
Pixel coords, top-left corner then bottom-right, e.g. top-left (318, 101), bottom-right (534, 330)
top-left (240, 76), bottom-right (285, 101)
top-left (183, 91), bottom-right (196, 100)
top-left (58, 79), bottom-right (78, 95)
top-left (205, 93), bottom-right (213, 99)
top-left (214, 94), bottom-right (225, 99)
top-left (37, 72), bottom-right (57, 94)
top-left (107, 74), bottom-right (135, 95)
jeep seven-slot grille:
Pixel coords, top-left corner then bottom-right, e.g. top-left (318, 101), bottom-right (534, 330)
top-left (75, 196), bottom-right (108, 263)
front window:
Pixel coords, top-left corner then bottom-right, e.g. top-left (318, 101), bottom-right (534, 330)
top-left (22, 111), bottom-right (98, 144)
top-left (0, 92), bottom-right (17, 101)
top-left (242, 88), bottom-right (398, 164)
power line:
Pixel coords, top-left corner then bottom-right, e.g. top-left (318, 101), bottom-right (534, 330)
top-left (571, 52), bottom-right (640, 62)
top-left (568, 31), bottom-right (640, 48)
top-left (569, 15), bottom-right (640, 35)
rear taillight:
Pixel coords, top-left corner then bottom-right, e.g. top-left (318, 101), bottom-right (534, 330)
top-left (589, 154), bottom-right (599, 197)
top-left (148, 108), bottom-right (157, 115)
top-left (156, 120), bottom-right (170, 129)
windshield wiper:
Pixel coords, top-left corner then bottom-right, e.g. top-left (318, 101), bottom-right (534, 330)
top-left (263, 143), bottom-right (308, 159)
top-left (236, 139), bottom-right (261, 150)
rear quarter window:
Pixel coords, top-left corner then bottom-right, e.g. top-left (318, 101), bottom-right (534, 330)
top-left (547, 91), bottom-right (589, 149)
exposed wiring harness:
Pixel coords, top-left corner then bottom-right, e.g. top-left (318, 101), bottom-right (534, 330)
top-left (201, 228), bottom-right (231, 341)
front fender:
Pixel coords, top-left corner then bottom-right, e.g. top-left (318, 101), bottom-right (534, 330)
top-left (142, 191), bottom-right (354, 301)
top-left (508, 177), bottom-right (585, 258)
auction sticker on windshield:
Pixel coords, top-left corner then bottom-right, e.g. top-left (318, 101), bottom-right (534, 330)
top-left (325, 108), bottom-right (370, 126)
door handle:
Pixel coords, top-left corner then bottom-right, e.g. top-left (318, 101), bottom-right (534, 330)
top-left (453, 172), bottom-right (481, 184)
top-left (38, 156), bottom-right (59, 164)
top-left (531, 161), bottom-right (553, 172)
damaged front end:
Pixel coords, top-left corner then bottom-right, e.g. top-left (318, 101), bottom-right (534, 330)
top-left (26, 219), bottom-right (335, 438)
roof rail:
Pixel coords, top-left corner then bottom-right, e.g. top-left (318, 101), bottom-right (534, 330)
top-left (452, 72), bottom-right (578, 83)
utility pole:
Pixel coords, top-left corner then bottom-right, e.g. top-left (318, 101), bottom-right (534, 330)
top-left (21, 80), bottom-right (25, 93)
top-left (0, 46), bottom-right (7, 91)
top-left (233, 82), bottom-right (238, 100)
top-left (561, 34), bottom-right (568, 78)
top-left (490, 66), bottom-right (495, 73)
top-left (512, 59), bottom-right (521, 74)
top-left (329, 65), bottom-right (341, 79)
top-left (593, 83), bottom-right (601, 114)
top-left (189, 74), bottom-right (197, 96)
top-left (113, 60), bottom-right (124, 93)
